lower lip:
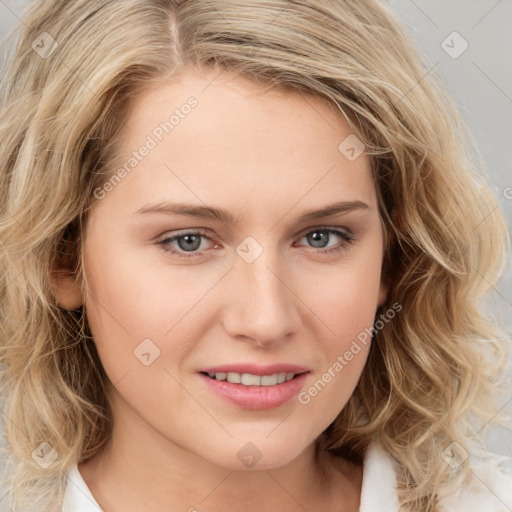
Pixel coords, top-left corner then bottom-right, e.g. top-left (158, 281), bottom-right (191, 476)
top-left (198, 372), bottom-right (309, 410)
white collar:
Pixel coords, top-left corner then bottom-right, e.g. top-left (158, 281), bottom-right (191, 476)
top-left (62, 463), bottom-right (102, 511)
top-left (359, 441), bottom-right (400, 511)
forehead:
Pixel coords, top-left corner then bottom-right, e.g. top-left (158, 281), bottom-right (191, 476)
top-left (100, 66), bottom-right (377, 218)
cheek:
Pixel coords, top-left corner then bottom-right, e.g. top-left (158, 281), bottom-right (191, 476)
top-left (81, 242), bottom-right (221, 380)
top-left (297, 249), bottom-right (382, 411)
top-left (298, 292), bottom-right (374, 423)
top-left (306, 247), bottom-right (383, 343)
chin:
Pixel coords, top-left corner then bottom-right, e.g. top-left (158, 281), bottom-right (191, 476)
top-left (200, 435), bottom-right (311, 471)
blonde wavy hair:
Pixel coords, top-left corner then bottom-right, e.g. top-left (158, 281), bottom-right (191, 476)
top-left (0, 1), bottom-right (510, 511)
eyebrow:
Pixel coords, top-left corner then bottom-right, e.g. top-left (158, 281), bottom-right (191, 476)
top-left (134, 200), bottom-right (369, 225)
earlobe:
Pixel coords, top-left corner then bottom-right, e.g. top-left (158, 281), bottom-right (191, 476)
top-left (51, 269), bottom-right (84, 310)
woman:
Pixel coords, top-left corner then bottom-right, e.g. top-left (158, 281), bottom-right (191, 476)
top-left (0, 1), bottom-right (510, 511)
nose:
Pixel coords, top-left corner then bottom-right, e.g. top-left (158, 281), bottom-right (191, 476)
top-left (221, 250), bottom-right (301, 347)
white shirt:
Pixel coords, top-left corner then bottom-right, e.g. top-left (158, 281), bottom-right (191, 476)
top-left (62, 441), bottom-right (512, 511)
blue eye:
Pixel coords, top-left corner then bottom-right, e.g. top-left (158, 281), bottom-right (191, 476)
top-left (296, 227), bottom-right (355, 255)
top-left (157, 226), bottom-right (355, 259)
top-left (157, 229), bottom-right (214, 259)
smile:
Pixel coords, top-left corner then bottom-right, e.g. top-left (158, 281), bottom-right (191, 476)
top-left (197, 365), bottom-right (310, 410)
top-left (204, 371), bottom-right (298, 386)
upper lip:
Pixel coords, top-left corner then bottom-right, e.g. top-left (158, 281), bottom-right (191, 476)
top-left (198, 363), bottom-right (310, 376)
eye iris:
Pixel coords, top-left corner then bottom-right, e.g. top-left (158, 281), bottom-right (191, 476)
top-left (308, 231), bottom-right (329, 248)
top-left (178, 234), bottom-right (201, 251)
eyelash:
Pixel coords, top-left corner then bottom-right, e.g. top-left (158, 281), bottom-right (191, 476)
top-left (156, 226), bottom-right (355, 259)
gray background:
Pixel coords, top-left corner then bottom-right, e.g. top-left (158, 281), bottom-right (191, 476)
top-left (0, 0), bottom-right (511, 508)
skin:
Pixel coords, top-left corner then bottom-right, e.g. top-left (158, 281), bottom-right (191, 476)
top-left (52, 65), bottom-right (388, 512)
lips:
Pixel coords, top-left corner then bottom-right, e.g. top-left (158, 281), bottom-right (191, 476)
top-left (197, 363), bottom-right (310, 410)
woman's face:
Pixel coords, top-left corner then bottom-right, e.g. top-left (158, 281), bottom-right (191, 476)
top-left (56, 66), bottom-right (388, 470)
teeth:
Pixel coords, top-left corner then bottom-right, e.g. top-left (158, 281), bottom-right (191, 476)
top-left (226, 372), bottom-right (241, 383)
top-left (207, 371), bottom-right (297, 386)
top-left (260, 374), bottom-right (278, 386)
top-left (241, 373), bottom-right (261, 386)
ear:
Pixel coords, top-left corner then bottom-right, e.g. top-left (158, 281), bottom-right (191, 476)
top-left (377, 207), bottom-right (398, 309)
top-left (50, 241), bottom-right (84, 311)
